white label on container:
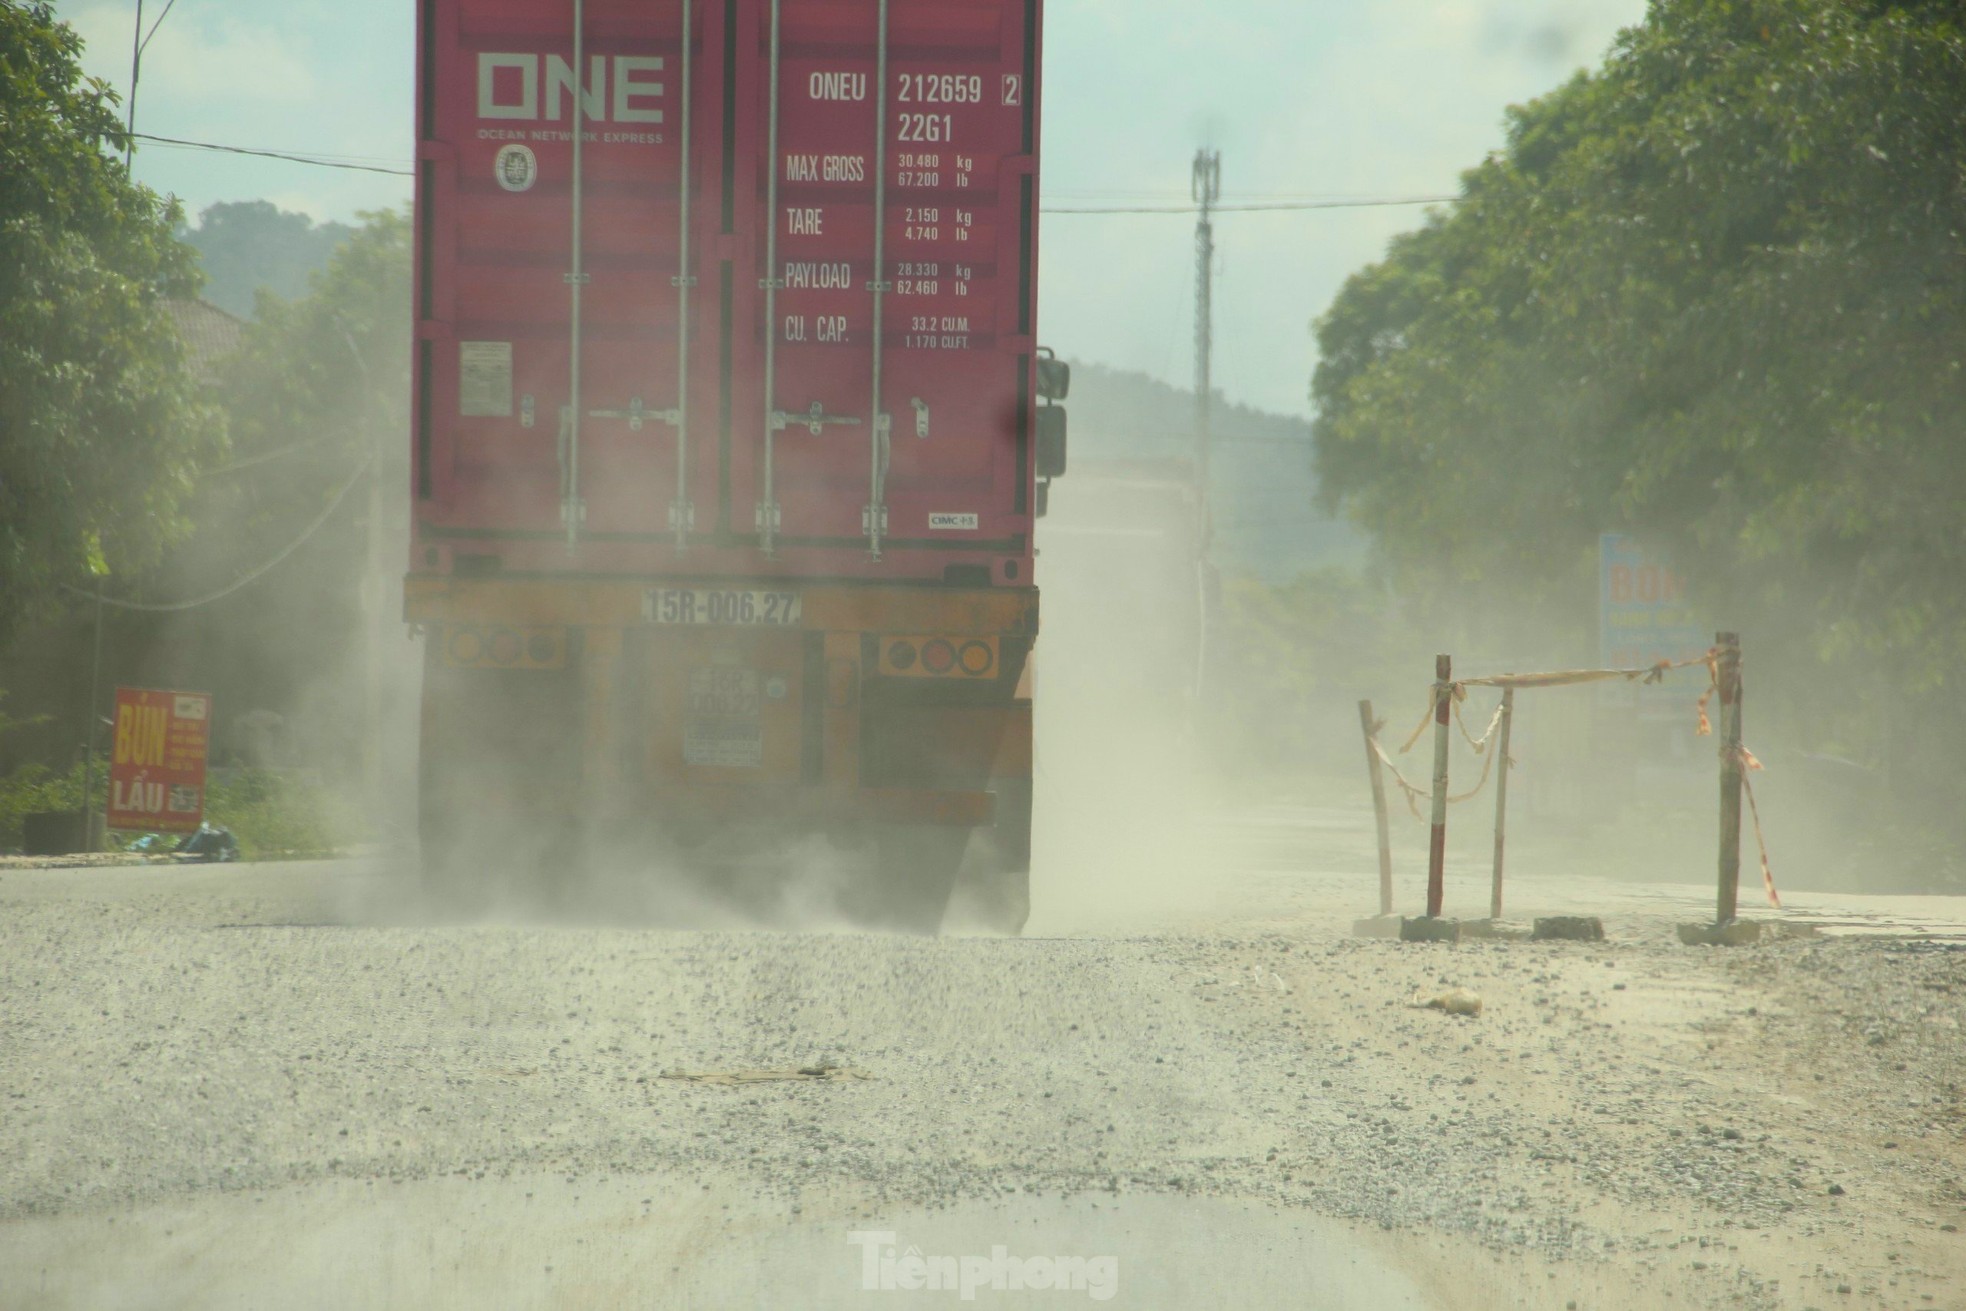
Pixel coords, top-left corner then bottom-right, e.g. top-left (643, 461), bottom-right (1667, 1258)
top-left (928, 512), bottom-right (979, 531)
top-left (459, 341), bottom-right (513, 417)
top-left (684, 667), bottom-right (762, 768)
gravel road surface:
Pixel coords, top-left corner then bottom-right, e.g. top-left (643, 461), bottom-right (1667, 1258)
top-left (2, 806), bottom-right (1962, 1310)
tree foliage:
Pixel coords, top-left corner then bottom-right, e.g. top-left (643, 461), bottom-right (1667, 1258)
top-left (181, 200), bottom-right (357, 320)
top-left (0, 1), bottom-right (222, 643)
top-left (210, 207), bottom-right (409, 531)
top-left (138, 209), bottom-right (411, 780)
top-left (1312, 0), bottom-right (1966, 767)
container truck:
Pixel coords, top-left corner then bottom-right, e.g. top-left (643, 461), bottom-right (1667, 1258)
top-left (406, 0), bottom-right (1065, 930)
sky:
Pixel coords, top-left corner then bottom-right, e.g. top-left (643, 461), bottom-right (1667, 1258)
top-left (60, 0), bottom-right (1648, 418)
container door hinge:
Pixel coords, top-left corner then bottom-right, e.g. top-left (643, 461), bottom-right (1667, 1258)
top-left (590, 397), bottom-right (692, 538)
top-left (772, 400), bottom-right (862, 436)
top-left (590, 397), bottom-right (689, 433)
top-left (556, 405), bottom-right (586, 536)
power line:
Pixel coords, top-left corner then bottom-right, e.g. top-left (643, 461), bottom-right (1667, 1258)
top-left (63, 455), bottom-right (374, 614)
top-left (129, 133), bottom-right (1454, 212)
top-left (1052, 188), bottom-right (1443, 200)
top-left (1043, 196), bottom-right (1455, 214)
top-left (206, 435), bottom-right (348, 475)
top-left (133, 133), bottom-right (413, 177)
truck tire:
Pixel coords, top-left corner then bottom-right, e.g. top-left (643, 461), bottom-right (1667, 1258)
top-left (418, 775), bottom-right (493, 914)
top-left (955, 782), bottom-right (1031, 935)
top-left (844, 825), bottom-right (965, 934)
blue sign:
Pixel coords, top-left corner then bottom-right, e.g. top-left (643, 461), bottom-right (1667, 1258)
top-left (1599, 534), bottom-right (1708, 719)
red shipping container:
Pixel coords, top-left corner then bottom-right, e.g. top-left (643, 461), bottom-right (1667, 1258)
top-left (412, 0), bottom-right (1044, 586)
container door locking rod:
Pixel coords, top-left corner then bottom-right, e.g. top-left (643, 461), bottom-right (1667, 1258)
top-left (863, 0), bottom-right (892, 560)
top-left (757, 0), bottom-right (786, 555)
top-left (562, 0), bottom-right (589, 549)
top-left (668, 0), bottom-right (696, 549)
top-left (758, 0), bottom-right (871, 552)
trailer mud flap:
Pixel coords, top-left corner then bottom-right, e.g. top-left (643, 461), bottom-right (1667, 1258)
top-left (419, 631), bottom-right (584, 892)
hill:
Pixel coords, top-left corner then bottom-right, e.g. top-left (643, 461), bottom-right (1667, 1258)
top-left (1060, 361), bottom-right (1360, 579)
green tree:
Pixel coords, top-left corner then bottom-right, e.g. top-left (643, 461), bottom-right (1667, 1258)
top-left (181, 200), bottom-right (356, 320)
top-left (204, 207), bottom-right (409, 590)
top-left (0, 1), bottom-right (222, 645)
top-left (1311, 0), bottom-right (1966, 780)
top-left (140, 209), bottom-right (410, 781)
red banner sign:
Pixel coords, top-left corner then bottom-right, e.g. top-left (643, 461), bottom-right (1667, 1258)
top-left (107, 687), bottom-right (212, 833)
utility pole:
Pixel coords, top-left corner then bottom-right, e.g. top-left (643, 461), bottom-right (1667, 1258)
top-left (124, 0), bottom-right (181, 172)
top-left (1188, 149), bottom-right (1221, 715)
top-left (124, 0), bottom-right (143, 171)
top-left (80, 578), bottom-right (107, 852)
top-left (1190, 148), bottom-right (1221, 544)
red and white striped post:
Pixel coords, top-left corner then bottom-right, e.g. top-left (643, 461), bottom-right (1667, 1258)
top-left (1426, 654), bottom-right (1451, 919)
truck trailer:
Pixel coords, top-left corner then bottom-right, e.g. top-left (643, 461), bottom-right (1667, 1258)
top-left (406, 0), bottom-right (1064, 931)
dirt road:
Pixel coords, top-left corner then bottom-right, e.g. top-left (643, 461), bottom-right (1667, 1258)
top-left (2, 809), bottom-right (1961, 1310)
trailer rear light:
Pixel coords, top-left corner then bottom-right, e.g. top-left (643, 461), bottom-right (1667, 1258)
top-left (921, 639), bottom-right (957, 675)
top-left (879, 634), bottom-right (999, 679)
top-left (488, 628), bottom-right (523, 665)
top-left (442, 625), bottom-right (568, 671)
top-left (448, 628), bottom-right (483, 664)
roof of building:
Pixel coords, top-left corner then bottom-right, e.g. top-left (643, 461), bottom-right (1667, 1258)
top-left (165, 298), bottom-right (246, 383)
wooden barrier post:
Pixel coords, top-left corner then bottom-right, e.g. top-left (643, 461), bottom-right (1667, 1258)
top-left (1358, 700), bottom-right (1394, 916)
top-left (1426, 654), bottom-right (1451, 919)
top-left (1715, 631), bottom-right (1744, 925)
top-left (1489, 686), bottom-right (1514, 921)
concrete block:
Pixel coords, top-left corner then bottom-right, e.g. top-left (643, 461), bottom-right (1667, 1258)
top-left (1459, 919), bottom-right (1532, 941)
top-left (1532, 916), bottom-right (1606, 942)
top-left (1399, 916), bottom-right (1461, 944)
top-left (1351, 916), bottom-right (1402, 939)
top-left (1676, 919), bottom-right (1764, 947)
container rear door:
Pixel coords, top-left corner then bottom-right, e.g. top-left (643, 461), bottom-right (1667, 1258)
top-left (737, 0), bottom-right (1039, 561)
top-left (418, 0), bottom-right (1039, 577)
top-left (424, 0), bottom-right (701, 545)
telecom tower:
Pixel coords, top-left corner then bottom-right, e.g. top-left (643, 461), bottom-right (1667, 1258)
top-left (1191, 148), bottom-right (1221, 547)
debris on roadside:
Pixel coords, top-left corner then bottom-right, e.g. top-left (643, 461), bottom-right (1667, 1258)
top-left (1677, 920), bottom-right (1764, 947)
top-left (171, 823), bottom-right (240, 863)
top-left (658, 1062), bottom-right (874, 1086)
top-left (1409, 986), bottom-right (1483, 1017)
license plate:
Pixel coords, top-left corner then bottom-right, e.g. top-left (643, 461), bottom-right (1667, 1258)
top-left (643, 587), bottom-right (801, 627)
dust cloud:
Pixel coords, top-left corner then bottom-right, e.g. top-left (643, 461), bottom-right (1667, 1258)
top-left (1024, 466), bottom-right (1223, 934)
top-left (384, 456), bottom-right (1229, 937)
